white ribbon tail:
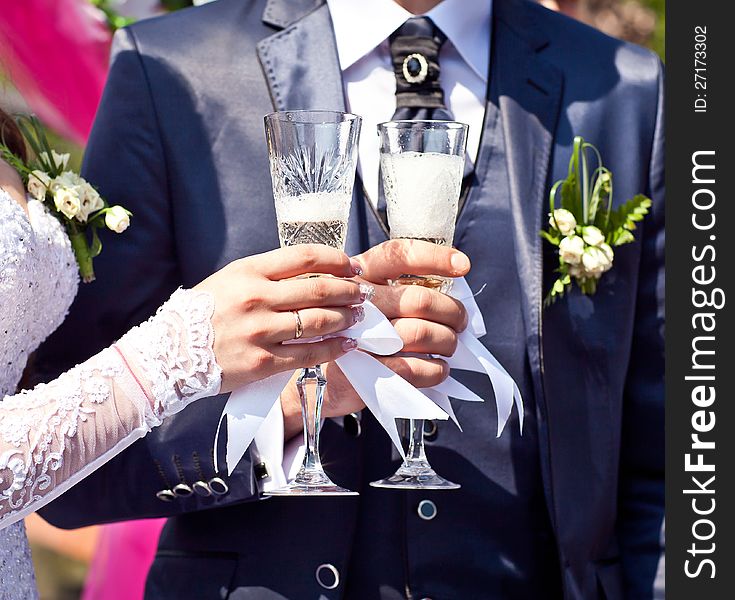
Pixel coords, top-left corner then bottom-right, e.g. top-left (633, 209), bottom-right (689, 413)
top-left (448, 276), bottom-right (487, 338)
top-left (335, 350), bottom-right (449, 460)
top-left (422, 389), bottom-right (461, 430)
top-left (217, 371), bottom-right (294, 476)
top-left (432, 376), bottom-right (484, 402)
top-left (422, 376), bottom-right (485, 431)
top-left (453, 330), bottom-right (523, 437)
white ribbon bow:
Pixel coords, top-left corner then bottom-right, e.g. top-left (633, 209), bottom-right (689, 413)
top-left (215, 277), bottom-right (524, 475)
top-left (216, 301), bottom-right (449, 475)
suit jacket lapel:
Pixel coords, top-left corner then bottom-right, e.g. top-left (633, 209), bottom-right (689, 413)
top-left (261, 0), bottom-right (322, 28)
top-left (490, 0), bottom-right (563, 522)
top-left (257, 2), bottom-right (344, 112)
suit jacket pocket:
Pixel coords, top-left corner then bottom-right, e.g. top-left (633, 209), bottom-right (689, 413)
top-left (596, 559), bottom-right (624, 600)
top-left (145, 551), bottom-right (238, 600)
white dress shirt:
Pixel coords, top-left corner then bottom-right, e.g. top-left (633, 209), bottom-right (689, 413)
top-left (257, 0), bottom-right (493, 490)
top-left (327, 0), bottom-right (492, 205)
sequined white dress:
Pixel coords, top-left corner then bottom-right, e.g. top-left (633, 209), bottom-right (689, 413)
top-left (0, 189), bottom-right (222, 599)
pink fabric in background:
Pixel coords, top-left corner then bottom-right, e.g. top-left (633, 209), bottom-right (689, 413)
top-left (0, 0), bottom-right (112, 144)
top-left (82, 518), bottom-right (167, 600)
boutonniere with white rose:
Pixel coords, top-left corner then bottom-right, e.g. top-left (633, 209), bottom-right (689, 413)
top-left (540, 136), bottom-right (652, 306)
top-left (0, 115), bottom-right (131, 283)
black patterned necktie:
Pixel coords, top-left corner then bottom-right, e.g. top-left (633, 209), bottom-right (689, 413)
top-left (389, 16), bottom-right (453, 121)
top-left (376, 17), bottom-right (456, 227)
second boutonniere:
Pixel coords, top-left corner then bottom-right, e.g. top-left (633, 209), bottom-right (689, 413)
top-left (540, 136), bottom-right (652, 306)
top-left (0, 115), bottom-right (132, 283)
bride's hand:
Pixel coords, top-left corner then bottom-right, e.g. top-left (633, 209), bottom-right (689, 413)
top-left (195, 245), bottom-right (369, 393)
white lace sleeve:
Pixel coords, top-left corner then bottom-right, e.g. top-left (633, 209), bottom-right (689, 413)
top-left (0, 289), bottom-right (222, 530)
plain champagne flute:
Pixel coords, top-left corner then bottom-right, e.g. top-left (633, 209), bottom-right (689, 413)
top-left (371, 119), bottom-right (468, 490)
top-left (264, 110), bottom-right (362, 496)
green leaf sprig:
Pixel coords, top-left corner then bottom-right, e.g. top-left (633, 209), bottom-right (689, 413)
top-left (88, 0), bottom-right (136, 32)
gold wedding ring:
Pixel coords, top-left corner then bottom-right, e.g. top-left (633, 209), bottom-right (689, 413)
top-left (291, 310), bottom-right (304, 340)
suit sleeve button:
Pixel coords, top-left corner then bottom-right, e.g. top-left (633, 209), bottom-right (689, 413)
top-left (172, 483), bottom-right (193, 498)
top-left (315, 564), bottom-right (339, 589)
top-left (423, 420), bottom-right (438, 440)
top-left (417, 499), bottom-right (437, 521)
top-left (192, 480), bottom-right (212, 497)
top-left (209, 477), bottom-right (229, 496)
top-left (156, 489), bottom-right (176, 502)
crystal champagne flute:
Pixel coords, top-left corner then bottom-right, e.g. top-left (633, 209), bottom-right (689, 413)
top-left (264, 110), bottom-right (361, 496)
top-left (370, 119), bottom-right (468, 490)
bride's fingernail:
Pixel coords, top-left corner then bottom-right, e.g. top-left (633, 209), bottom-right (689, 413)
top-left (350, 259), bottom-right (364, 276)
top-left (359, 283), bottom-right (375, 302)
top-left (352, 305), bottom-right (365, 324)
top-left (342, 338), bottom-right (358, 352)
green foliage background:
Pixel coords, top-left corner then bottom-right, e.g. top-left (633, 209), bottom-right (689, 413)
top-left (640, 0), bottom-right (665, 58)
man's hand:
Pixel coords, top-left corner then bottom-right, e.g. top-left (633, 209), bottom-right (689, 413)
top-left (281, 240), bottom-right (470, 440)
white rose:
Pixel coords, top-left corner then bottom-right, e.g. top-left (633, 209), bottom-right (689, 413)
top-left (559, 235), bottom-right (585, 266)
top-left (27, 170), bottom-right (51, 201)
top-left (78, 182), bottom-right (104, 221)
top-left (581, 225), bottom-right (605, 247)
top-left (105, 205), bottom-right (130, 233)
top-left (599, 243), bottom-right (614, 272)
top-left (581, 246), bottom-right (612, 278)
top-left (549, 208), bottom-right (577, 236)
top-left (53, 187), bottom-right (82, 220)
top-left (568, 264), bottom-right (585, 279)
top-left (40, 150), bottom-right (70, 171)
top-left (49, 171), bottom-right (82, 194)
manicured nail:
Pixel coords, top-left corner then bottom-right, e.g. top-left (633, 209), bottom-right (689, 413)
top-left (352, 305), bottom-right (365, 324)
top-left (359, 283), bottom-right (375, 303)
top-left (450, 252), bottom-right (470, 274)
top-left (342, 338), bottom-right (358, 352)
top-left (350, 259), bottom-right (364, 276)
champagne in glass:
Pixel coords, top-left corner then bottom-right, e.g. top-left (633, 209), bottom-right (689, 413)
top-left (264, 110), bottom-right (361, 496)
top-left (276, 191), bottom-right (351, 249)
top-left (381, 149), bottom-right (465, 290)
top-left (371, 120), bottom-right (468, 490)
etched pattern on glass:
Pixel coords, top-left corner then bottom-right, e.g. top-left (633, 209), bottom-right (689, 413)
top-left (278, 219), bottom-right (348, 249)
top-left (270, 145), bottom-right (356, 200)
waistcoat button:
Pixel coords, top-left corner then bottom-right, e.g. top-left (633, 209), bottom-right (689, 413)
top-left (315, 563), bottom-right (339, 589)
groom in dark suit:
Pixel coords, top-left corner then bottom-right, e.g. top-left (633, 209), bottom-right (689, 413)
top-left (35, 0), bottom-right (664, 598)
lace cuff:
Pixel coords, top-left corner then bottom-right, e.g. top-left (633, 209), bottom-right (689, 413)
top-left (117, 288), bottom-right (223, 427)
top-left (0, 288), bottom-right (221, 530)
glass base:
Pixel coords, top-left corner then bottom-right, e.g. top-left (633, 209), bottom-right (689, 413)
top-left (264, 470), bottom-right (358, 497)
top-left (370, 463), bottom-right (460, 490)
top-left (265, 483), bottom-right (358, 496)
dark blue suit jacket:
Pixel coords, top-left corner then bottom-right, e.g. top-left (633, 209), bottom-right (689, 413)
top-left (34, 0), bottom-right (664, 598)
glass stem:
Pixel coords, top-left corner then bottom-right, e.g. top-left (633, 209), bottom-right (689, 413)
top-left (404, 419), bottom-right (429, 466)
top-left (296, 365), bottom-right (326, 478)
